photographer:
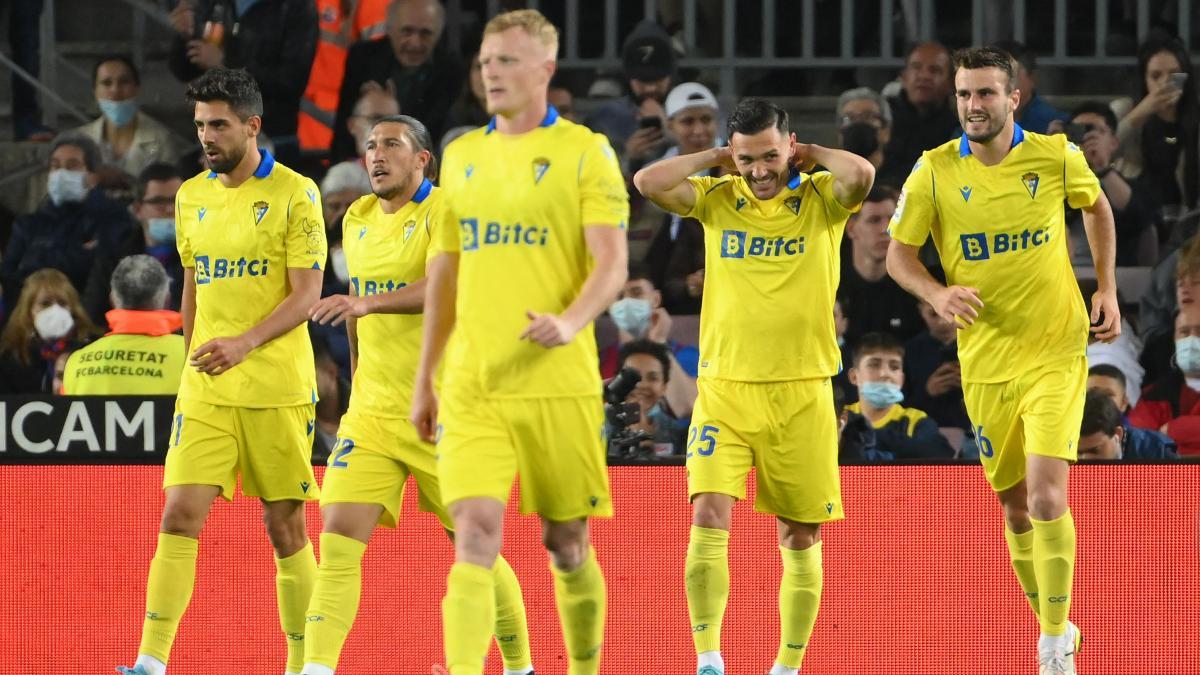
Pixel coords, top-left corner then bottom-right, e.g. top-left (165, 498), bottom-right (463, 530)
top-left (606, 339), bottom-right (687, 458)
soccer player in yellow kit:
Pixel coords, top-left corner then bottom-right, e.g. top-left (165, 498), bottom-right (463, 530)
top-left (299, 115), bottom-right (532, 675)
top-left (886, 48), bottom-right (1119, 675)
top-left (409, 10), bottom-right (629, 675)
top-left (117, 68), bottom-right (327, 675)
top-left (634, 98), bottom-right (874, 675)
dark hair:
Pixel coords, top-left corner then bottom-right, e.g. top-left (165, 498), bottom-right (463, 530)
top-left (617, 338), bottom-right (671, 384)
top-left (727, 97), bottom-right (788, 139)
top-left (863, 183), bottom-right (900, 205)
top-left (1088, 363), bottom-right (1128, 390)
top-left (992, 40), bottom-right (1035, 74)
top-left (372, 114), bottom-right (438, 178)
top-left (1135, 34), bottom-right (1199, 207)
top-left (135, 162), bottom-right (184, 202)
top-left (1069, 101), bottom-right (1119, 134)
top-left (852, 331), bottom-right (905, 365)
top-left (92, 54), bottom-right (140, 87)
top-left (1136, 34), bottom-right (1196, 101)
top-left (49, 132), bottom-right (101, 172)
top-left (954, 46), bottom-right (1016, 93)
top-left (627, 260), bottom-right (654, 284)
top-left (185, 67), bottom-right (264, 120)
top-left (1080, 388), bottom-right (1123, 437)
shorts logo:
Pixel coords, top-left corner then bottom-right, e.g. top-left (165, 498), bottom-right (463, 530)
top-left (960, 228), bottom-right (1051, 261)
top-left (532, 157), bottom-right (551, 184)
top-left (785, 195), bottom-right (802, 214)
top-left (252, 200), bottom-right (269, 225)
top-left (300, 481), bottom-right (310, 493)
top-left (720, 229), bottom-right (804, 259)
top-left (194, 255), bottom-right (270, 284)
top-left (825, 502), bottom-right (834, 514)
top-left (1021, 172), bottom-right (1040, 199)
top-left (459, 218), bottom-right (548, 251)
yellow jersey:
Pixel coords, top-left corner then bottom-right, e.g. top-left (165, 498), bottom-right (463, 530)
top-left (435, 106), bottom-right (629, 398)
top-left (686, 170), bottom-right (858, 381)
top-left (889, 125), bottom-right (1101, 384)
top-left (341, 179), bottom-right (441, 418)
top-left (175, 150), bottom-right (328, 407)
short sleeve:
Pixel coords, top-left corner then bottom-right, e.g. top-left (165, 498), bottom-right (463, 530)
top-left (175, 193), bottom-right (193, 267)
top-left (286, 178), bottom-right (328, 270)
top-left (808, 171), bottom-right (860, 221)
top-left (889, 154), bottom-right (937, 246)
top-left (427, 190), bottom-right (460, 258)
top-left (685, 175), bottom-right (721, 222)
top-left (1063, 136), bottom-right (1102, 210)
top-left (579, 134), bottom-right (630, 228)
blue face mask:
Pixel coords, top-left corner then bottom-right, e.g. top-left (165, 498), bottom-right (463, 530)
top-left (47, 169), bottom-right (89, 205)
top-left (147, 217), bottom-right (176, 245)
top-left (861, 381), bottom-right (904, 407)
top-left (609, 297), bottom-right (653, 336)
top-left (98, 98), bottom-right (138, 128)
top-left (1176, 336), bottom-right (1200, 373)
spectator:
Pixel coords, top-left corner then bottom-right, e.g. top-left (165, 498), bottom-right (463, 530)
top-left (167, 0), bottom-right (318, 156)
top-left (904, 296), bottom-right (971, 430)
top-left (2, 134), bottom-right (134, 299)
top-left (843, 332), bottom-right (954, 459)
top-left (1061, 102), bottom-right (1157, 265)
top-left (1128, 304), bottom-right (1200, 455)
top-left (1140, 239), bottom-right (1200, 383)
top-left (0, 268), bottom-right (100, 394)
top-left (585, 20), bottom-right (676, 168)
top-left (343, 86), bottom-right (402, 162)
top-left (607, 339), bottom-right (686, 457)
top-left (83, 162), bottom-right (187, 324)
top-left (1116, 35), bottom-right (1199, 213)
top-left (840, 184), bottom-right (923, 344)
top-left (993, 40), bottom-right (1068, 134)
top-left (879, 41), bottom-right (959, 186)
top-left (62, 255), bottom-right (184, 395)
top-left (311, 330), bottom-right (350, 464)
top-left (1088, 363), bottom-right (1132, 413)
top-left (1079, 388), bottom-right (1177, 460)
top-left (601, 264), bottom-right (698, 416)
top-left (549, 79), bottom-right (577, 122)
top-left (836, 87), bottom-right (892, 180)
top-left (296, 0), bottom-right (390, 154)
top-left (836, 376), bottom-right (882, 462)
top-left (446, 52), bottom-right (489, 130)
top-left (7, 0), bottom-right (52, 141)
top-left (71, 55), bottom-right (188, 179)
top-left (332, 0), bottom-right (463, 159)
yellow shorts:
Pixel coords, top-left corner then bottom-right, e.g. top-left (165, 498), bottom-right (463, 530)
top-left (437, 383), bottom-right (610, 521)
top-left (687, 378), bottom-right (843, 523)
top-left (164, 398), bottom-right (318, 502)
top-left (964, 356), bottom-right (1087, 493)
top-left (319, 409), bottom-right (450, 528)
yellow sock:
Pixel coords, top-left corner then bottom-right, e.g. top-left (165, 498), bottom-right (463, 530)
top-left (685, 525), bottom-right (730, 655)
top-left (1004, 526), bottom-right (1040, 619)
top-left (1031, 510), bottom-right (1076, 635)
top-left (138, 532), bottom-right (199, 664)
top-left (275, 540), bottom-right (318, 674)
top-left (776, 542), bottom-right (823, 669)
top-left (303, 533), bottom-right (367, 670)
top-left (492, 555), bottom-right (532, 671)
top-left (444, 562), bottom-right (495, 675)
top-left (551, 547), bottom-right (606, 675)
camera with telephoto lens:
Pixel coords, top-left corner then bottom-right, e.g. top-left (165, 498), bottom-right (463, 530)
top-left (604, 367), bottom-right (652, 455)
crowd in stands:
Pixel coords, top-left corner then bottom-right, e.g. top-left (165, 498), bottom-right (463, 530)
top-left (2, 0), bottom-right (1198, 464)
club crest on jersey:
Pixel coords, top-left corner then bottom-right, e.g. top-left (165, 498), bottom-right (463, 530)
top-left (785, 196), bottom-right (802, 214)
top-left (1021, 172), bottom-right (1040, 199)
top-left (532, 157), bottom-right (551, 184)
top-left (252, 200), bottom-right (269, 225)
top-left (403, 219), bottom-right (417, 241)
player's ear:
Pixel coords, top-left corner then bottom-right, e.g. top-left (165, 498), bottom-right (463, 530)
top-left (244, 114), bottom-right (262, 138)
top-left (847, 367), bottom-right (859, 386)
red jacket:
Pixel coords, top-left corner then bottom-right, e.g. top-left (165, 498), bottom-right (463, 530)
top-left (1128, 370), bottom-right (1200, 456)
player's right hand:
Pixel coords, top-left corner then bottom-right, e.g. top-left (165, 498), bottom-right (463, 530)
top-left (410, 382), bottom-right (439, 443)
top-left (309, 294), bottom-right (368, 326)
top-left (932, 285), bottom-right (984, 328)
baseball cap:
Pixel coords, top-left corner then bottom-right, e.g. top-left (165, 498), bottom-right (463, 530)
top-left (665, 82), bottom-right (718, 118)
top-left (622, 21), bottom-right (676, 82)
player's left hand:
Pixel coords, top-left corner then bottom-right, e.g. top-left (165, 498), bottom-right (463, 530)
top-left (185, 39), bottom-right (224, 69)
top-left (309, 294), bottom-right (368, 326)
top-left (190, 335), bottom-right (254, 375)
top-left (790, 142), bottom-right (817, 173)
top-left (520, 310), bottom-right (577, 348)
top-left (1089, 289), bottom-right (1122, 343)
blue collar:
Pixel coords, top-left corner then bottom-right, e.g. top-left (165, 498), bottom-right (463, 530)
top-left (786, 168), bottom-right (802, 190)
top-left (207, 148), bottom-right (276, 179)
top-left (412, 177), bottom-right (433, 203)
top-left (485, 105), bottom-right (560, 134)
top-left (959, 122), bottom-right (1025, 157)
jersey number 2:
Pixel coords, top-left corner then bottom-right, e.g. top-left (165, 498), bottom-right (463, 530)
top-left (330, 438), bottom-right (355, 468)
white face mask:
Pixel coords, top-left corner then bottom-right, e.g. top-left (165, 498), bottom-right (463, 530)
top-left (34, 304), bottom-right (75, 340)
top-left (47, 169), bottom-right (89, 205)
top-left (330, 246), bottom-right (350, 284)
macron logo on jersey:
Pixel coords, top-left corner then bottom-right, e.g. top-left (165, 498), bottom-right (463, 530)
top-left (960, 228), bottom-right (1051, 261)
top-left (194, 255), bottom-right (270, 284)
top-left (720, 229), bottom-right (805, 259)
top-left (459, 218), bottom-right (549, 251)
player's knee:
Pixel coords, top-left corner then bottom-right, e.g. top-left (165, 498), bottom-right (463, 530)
top-left (450, 508), bottom-right (503, 563)
top-left (263, 506), bottom-right (308, 555)
top-left (691, 494), bottom-right (733, 530)
top-left (542, 520), bottom-right (589, 570)
top-left (1026, 488), bottom-right (1067, 521)
top-left (777, 518), bottom-right (820, 549)
top-left (160, 502), bottom-right (207, 537)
